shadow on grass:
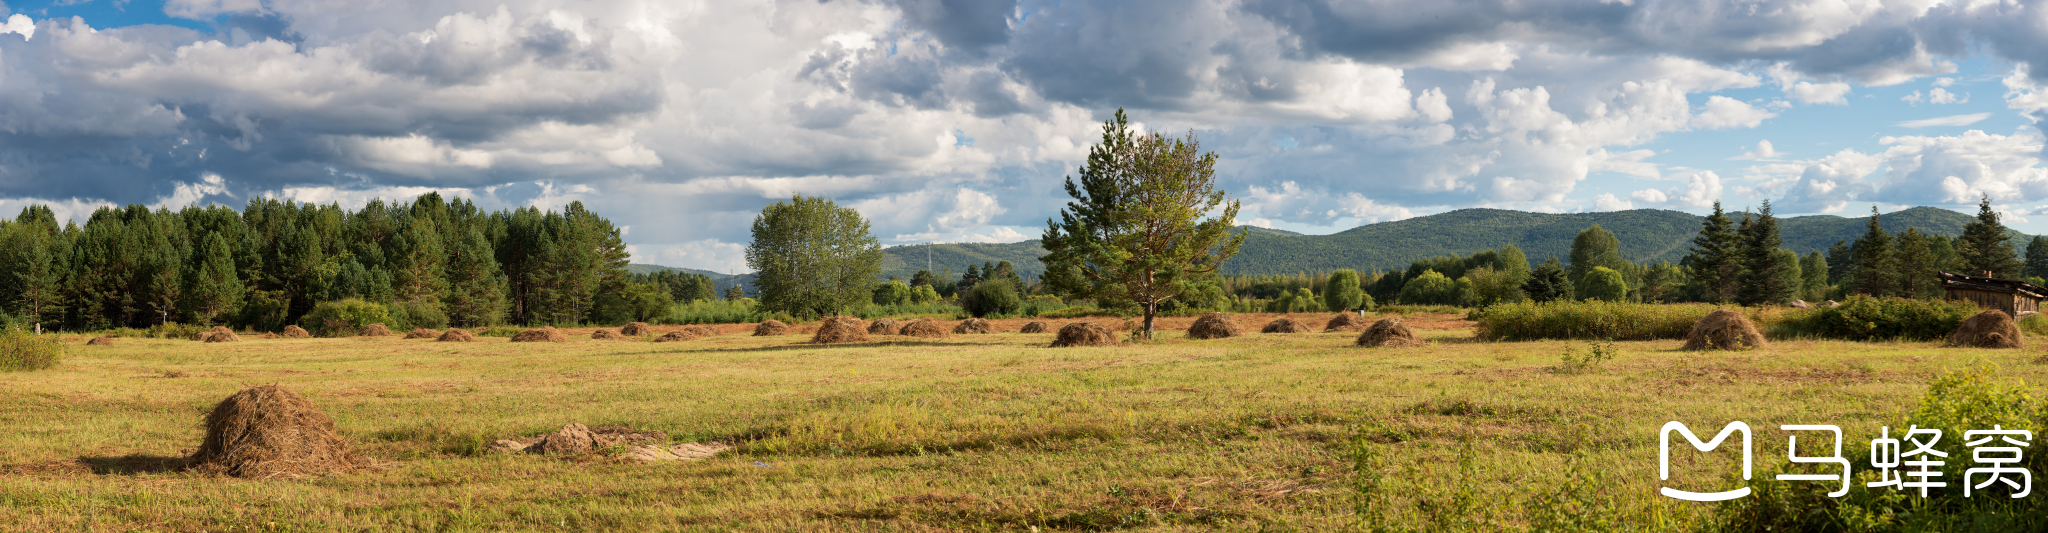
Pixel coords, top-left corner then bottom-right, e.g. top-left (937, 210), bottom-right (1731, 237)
top-left (77, 454), bottom-right (187, 475)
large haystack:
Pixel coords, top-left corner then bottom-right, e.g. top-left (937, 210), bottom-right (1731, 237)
top-left (510, 327), bottom-right (567, 343)
top-left (437, 328), bottom-right (476, 342)
top-left (1051, 322), bottom-right (1119, 347)
top-left (281, 325), bottom-right (311, 339)
top-left (86, 336), bottom-right (114, 346)
top-left (1681, 309), bottom-right (1769, 351)
top-left (620, 322), bottom-right (652, 336)
top-left (591, 329), bottom-right (622, 340)
top-left (900, 318), bottom-right (950, 339)
top-left (1949, 309), bottom-right (2024, 349)
top-left (811, 316), bottom-right (869, 344)
top-left (188, 384), bottom-right (365, 478)
top-left (1020, 321), bottom-right (1051, 333)
top-left (654, 331), bottom-right (696, 343)
top-left (403, 328), bottom-right (439, 339)
top-left (1325, 313), bottom-right (1369, 332)
top-left (1262, 318), bottom-right (1313, 333)
top-left (200, 326), bottom-right (242, 343)
top-left (1356, 318), bottom-right (1422, 347)
top-left (358, 323), bottom-right (394, 337)
top-left (954, 318), bottom-right (994, 334)
top-left (754, 320), bottom-right (789, 336)
top-left (867, 318), bottom-right (901, 335)
top-left (1187, 312), bottom-right (1243, 340)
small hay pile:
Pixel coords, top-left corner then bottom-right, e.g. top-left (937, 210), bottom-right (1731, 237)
top-left (1262, 318), bottom-right (1313, 333)
top-left (187, 384), bottom-right (366, 478)
top-left (685, 325), bottom-right (720, 337)
top-left (489, 424), bottom-right (725, 462)
top-left (1051, 322), bottom-right (1119, 347)
top-left (403, 328), bottom-right (439, 339)
top-left (511, 327), bottom-right (567, 343)
top-left (812, 316), bottom-right (869, 344)
top-left (591, 329), bottom-right (622, 340)
top-left (900, 319), bottom-right (950, 339)
top-left (867, 318), bottom-right (901, 335)
top-left (1681, 309), bottom-right (1768, 351)
top-left (954, 318), bottom-right (994, 334)
top-left (1325, 313), bottom-right (1369, 332)
top-left (86, 336), bottom-right (114, 346)
top-left (1186, 312), bottom-right (1243, 340)
top-left (281, 325), bottom-right (311, 339)
top-left (1356, 318), bottom-right (1422, 347)
top-left (754, 320), bottom-right (789, 336)
top-left (358, 323), bottom-right (394, 337)
top-left (654, 331), bottom-right (696, 342)
top-left (620, 322), bottom-right (651, 336)
top-left (437, 328), bottom-right (476, 342)
top-left (200, 326), bottom-right (241, 343)
top-left (1949, 309), bottom-right (2023, 349)
top-left (1020, 321), bottom-right (1051, 333)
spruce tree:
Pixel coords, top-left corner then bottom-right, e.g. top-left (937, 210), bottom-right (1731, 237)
top-left (443, 227), bottom-right (507, 327)
top-left (1850, 206), bottom-right (1897, 296)
top-left (1956, 195), bottom-right (2022, 278)
top-left (1800, 252), bottom-right (1828, 302)
top-left (1681, 201), bottom-right (1740, 303)
top-left (1522, 257), bottom-right (1571, 303)
top-left (390, 216), bottom-right (448, 306)
top-left (1736, 200), bottom-right (1790, 305)
top-left (2025, 236), bottom-right (2048, 280)
top-left (1825, 240), bottom-right (1853, 284)
top-left (1894, 229), bottom-right (1939, 299)
top-left (185, 232), bottom-right (243, 325)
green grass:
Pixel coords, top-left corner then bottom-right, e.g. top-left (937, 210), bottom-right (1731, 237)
top-left (0, 317), bottom-right (2035, 531)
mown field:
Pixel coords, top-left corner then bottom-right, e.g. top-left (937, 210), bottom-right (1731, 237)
top-left (0, 313), bottom-right (2032, 531)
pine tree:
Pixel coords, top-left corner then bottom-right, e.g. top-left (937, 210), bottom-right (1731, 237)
top-left (1850, 206), bottom-right (1896, 296)
top-left (1956, 195), bottom-right (2022, 278)
top-left (1681, 202), bottom-right (1741, 303)
top-left (1825, 240), bottom-right (1853, 284)
top-left (390, 216), bottom-right (448, 306)
top-left (1895, 229), bottom-right (1940, 299)
top-left (185, 232), bottom-right (243, 325)
top-left (1736, 200), bottom-right (1790, 305)
top-left (443, 227), bottom-right (507, 327)
top-left (2024, 236), bottom-right (2048, 280)
top-left (15, 231), bottom-right (64, 330)
top-left (1522, 257), bottom-right (1571, 303)
top-left (1800, 252), bottom-right (1828, 302)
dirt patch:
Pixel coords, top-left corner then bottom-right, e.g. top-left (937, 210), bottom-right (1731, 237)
top-left (755, 320), bottom-right (789, 336)
top-left (867, 318), bottom-right (901, 335)
top-left (901, 318), bottom-right (950, 339)
top-left (954, 318), bottom-right (994, 334)
top-left (281, 325), bottom-right (311, 339)
top-left (86, 336), bottom-right (114, 346)
top-left (1950, 308), bottom-right (2023, 349)
top-left (1357, 318), bottom-right (1422, 347)
top-left (1051, 322), bottom-right (1120, 347)
top-left (1682, 309), bottom-right (1768, 351)
top-left (591, 329), bottom-right (622, 340)
top-left (1262, 318), bottom-right (1312, 333)
top-left (511, 327), bottom-right (567, 343)
top-left (1020, 321), bottom-right (1051, 333)
top-left (403, 328), bottom-right (439, 339)
top-left (188, 384), bottom-right (367, 478)
top-left (358, 324), bottom-right (395, 337)
top-left (620, 322), bottom-right (652, 336)
top-left (811, 316), bottom-right (869, 344)
top-left (1325, 313), bottom-right (1368, 332)
top-left (1187, 312), bottom-right (1243, 340)
top-left (437, 328), bottom-right (477, 342)
top-left (199, 326), bottom-right (241, 343)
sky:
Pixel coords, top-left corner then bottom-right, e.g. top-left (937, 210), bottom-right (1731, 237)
top-left (5, 0), bottom-right (2048, 274)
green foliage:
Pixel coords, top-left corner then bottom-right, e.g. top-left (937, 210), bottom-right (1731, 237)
top-left (872, 280), bottom-right (913, 306)
top-left (664, 298), bottom-right (793, 326)
top-left (1957, 195), bottom-right (2023, 278)
top-left (1576, 266), bottom-right (1627, 302)
top-left (1265, 287), bottom-right (1322, 313)
top-left (1473, 301), bottom-right (1727, 341)
top-left (1567, 225), bottom-right (1627, 290)
top-left (1774, 295), bottom-right (1979, 341)
top-left (2027, 235), bottom-right (2048, 280)
top-left (1851, 205), bottom-right (1898, 296)
top-left (960, 280), bottom-right (1024, 318)
top-left (1800, 251), bottom-right (1829, 301)
top-left (184, 232), bottom-right (243, 325)
top-left (2022, 313), bottom-right (2048, 337)
top-left (0, 328), bottom-right (61, 372)
top-left (1523, 258), bottom-right (1571, 303)
top-left (746, 195), bottom-right (885, 320)
top-left (1323, 270), bottom-right (1365, 312)
top-left (300, 298), bottom-right (393, 337)
top-left (385, 300), bottom-right (449, 330)
top-left (591, 283), bottom-right (672, 325)
top-left (1736, 201), bottom-right (1793, 306)
top-left (1894, 228), bottom-right (1948, 299)
top-left (1397, 270), bottom-right (1458, 305)
top-left (1555, 340), bottom-right (1616, 374)
top-left (1684, 201), bottom-right (1741, 303)
top-left (909, 284), bottom-right (941, 305)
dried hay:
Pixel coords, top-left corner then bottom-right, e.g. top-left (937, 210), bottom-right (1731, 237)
top-left (200, 326), bottom-right (242, 343)
top-left (1791, 300), bottom-right (1812, 309)
top-left (1681, 309), bottom-right (1769, 351)
top-left (437, 328), bottom-right (476, 342)
top-left (591, 329), bottom-right (622, 340)
top-left (1019, 321), bottom-right (1051, 333)
top-left (85, 336), bottom-right (114, 346)
top-left (188, 384), bottom-right (366, 478)
top-left (684, 325), bottom-right (720, 337)
top-left (653, 331), bottom-right (696, 343)
top-left (1051, 322), bottom-right (1120, 347)
top-left (489, 424), bottom-right (724, 462)
top-left (403, 328), bottom-right (439, 339)
top-left (754, 320), bottom-right (789, 336)
top-left (1261, 318), bottom-right (1313, 334)
top-left (811, 316), bottom-right (869, 344)
top-left (1356, 318), bottom-right (1423, 347)
top-left (510, 327), bottom-right (567, 343)
top-left (1949, 308), bottom-right (2024, 349)
top-left (620, 322), bottom-right (651, 336)
top-left (867, 318), bottom-right (902, 335)
top-left (1324, 313), bottom-right (1369, 332)
top-left (358, 323), bottom-right (394, 337)
top-left (954, 318), bottom-right (994, 334)
top-left (1187, 312), bottom-right (1244, 340)
top-left (900, 318), bottom-right (950, 339)
top-left (281, 325), bottom-right (311, 339)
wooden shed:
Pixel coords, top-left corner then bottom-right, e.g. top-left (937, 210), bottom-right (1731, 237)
top-left (1938, 271), bottom-right (2046, 317)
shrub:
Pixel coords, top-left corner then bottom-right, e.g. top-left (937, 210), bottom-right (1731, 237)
top-left (960, 280), bottom-right (1024, 318)
top-left (1577, 266), bottom-right (1627, 302)
top-left (2020, 313), bottom-right (2048, 337)
top-left (0, 328), bottom-right (63, 372)
top-left (385, 301), bottom-right (450, 331)
top-left (1474, 301), bottom-right (1723, 341)
top-left (1398, 270), bottom-right (1458, 305)
top-left (872, 281), bottom-right (913, 306)
top-left (1774, 296), bottom-right (1980, 341)
top-left (300, 299), bottom-right (393, 338)
top-left (145, 322), bottom-right (210, 340)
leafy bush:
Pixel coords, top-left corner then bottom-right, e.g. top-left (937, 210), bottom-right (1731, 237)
top-left (1377, 304), bottom-right (1462, 315)
top-left (476, 325), bottom-right (524, 338)
top-left (1398, 270), bottom-right (1459, 305)
top-left (2020, 313), bottom-right (2048, 337)
top-left (385, 301), bottom-right (450, 331)
top-left (960, 280), bottom-right (1024, 317)
top-left (0, 328), bottom-right (62, 372)
top-left (300, 298), bottom-right (393, 337)
top-left (1577, 266), bottom-right (1627, 302)
top-left (663, 298), bottom-right (795, 325)
top-left (872, 281), bottom-right (913, 306)
top-left (145, 322), bottom-right (210, 340)
top-left (1473, 301), bottom-right (1725, 341)
top-left (1774, 296), bottom-right (1980, 341)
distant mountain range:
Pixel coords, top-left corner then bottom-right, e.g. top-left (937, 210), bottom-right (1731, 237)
top-left (632, 206), bottom-right (2035, 286)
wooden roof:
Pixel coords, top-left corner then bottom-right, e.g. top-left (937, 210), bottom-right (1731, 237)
top-left (1938, 271), bottom-right (2048, 300)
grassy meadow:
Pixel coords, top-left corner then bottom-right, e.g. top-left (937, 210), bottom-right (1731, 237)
top-left (0, 313), bottom-right (2034, 531)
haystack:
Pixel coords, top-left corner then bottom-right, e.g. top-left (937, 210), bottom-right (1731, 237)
top-left (900, 318), bottom-right (950, 339)
top-left (358, 323), bottom-right (394, 337)
top-left (1187, 312), bottom-right (1243, 340)
top-left (1020, 321), bottom-right (1051, 333)
top-left (200, 326), bottom-right (241, 343)
top-left (1262, 318), bottom-right (1313, 333)
top-left (1051, 322), bottom-right (1119, 347)
top-left (510, 327), bottom-right (567, 343)
top-left (281, 325), bottom-right (311, 339)
top-left (1949, 309), bottom-right (2024, 349)
top-left (86, 336), bottom-right (114, 346)
top-left (811, 316), bottom-right (869, 344)
top-left (685, 325), bottom-right (720, 337)
top-left (620, 322), bottom-right (652, 336)
top-left (754, 320), bottom-right (789, 336)
top-left (1325, 313), bottom-right (1369, 332)
top-left (187, 384), bottom-right (365, 478)
top-left (591, 329), bottom-right (622, 340)
top-left (1356, 318), bottom-right (1423, 347)
top-left (1681, 309), bottom-right (1768, 351)
top-left (654, 331), bottom-right (695, 343)
top-left (867, 318), bottom-right (901, 335)
top-left (437, 328), bottom-right (476, 342)
top-left (403, 328), bottom-right (439, 339)
top-left (954, 318), bottom-right (994, 334)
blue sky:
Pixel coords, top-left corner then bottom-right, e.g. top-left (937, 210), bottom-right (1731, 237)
top-left (6, 0), bottom-right (2048, 273)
